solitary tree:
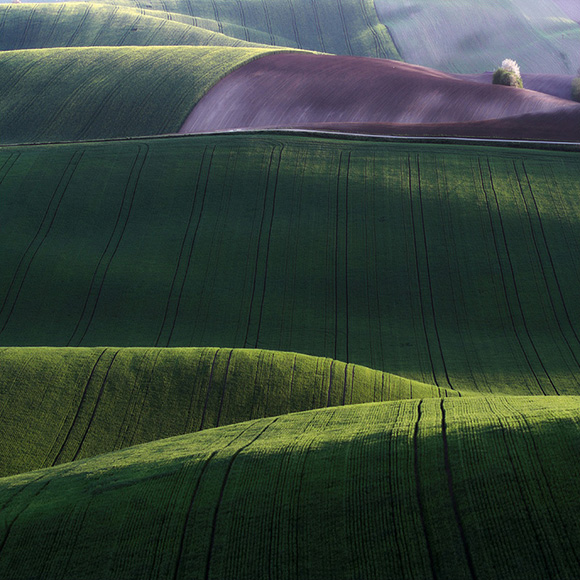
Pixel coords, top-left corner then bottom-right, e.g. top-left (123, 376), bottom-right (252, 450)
top-left (492, 59), bottom-right (523, 88)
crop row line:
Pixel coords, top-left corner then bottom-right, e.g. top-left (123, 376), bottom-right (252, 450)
top-left (259, 0), bottom-right (276, 45)
top-left (476, 159), bottom-right (546, 394)
top-left (407, 155), bottom-right (439, 387)
top-left (485, 158), bottom-right (557, 394)
top-left (0, 149), bottom-right (85, 337)
top-left (308, 0), bottom-right (326, 53)
top-left (66, 4), bottom-right (92, 48)
top-left (483, 398), bottom-right (555, 570)
top-left (245, 145), bottom-right (285, 349)
top-left (234, 0), bottom-right (250, 41)
top-left (336, 0), bottom-right (354, 56)
top-left (204, 418), bottom-right (279, 580)
top-left (91, 5), bottom-right (120, 47)
top-left (416, 157), bottom-right (454, 390)
top-left (71, 349), bottom-right (121, 461)
top-left (520, 161), bottom-right (580, 359)
top-left (215, 349), bottom-right (235, 427)
top-left (199, 349), bottom-right (222, 431)
top-left (123, 349), bottom-right (164, 448)
top-left (67, 144), bottom-right (149, 346)
top-left (413, 400), bottom-right (437, 578)
top-left (209, 0), bottom-right (224, 34)
top-left (15, 3), bottom-right (37, 51)
top-left (155, 146), bottom-right (212, 346)
top-left (50, 348), bottom-right (111, 466)
top-left (285, 0), bottom-right (302, 48)
top-left (440, 400), bottom-right (477, 578)
top-left (511, 162), bottom-right (580, 382)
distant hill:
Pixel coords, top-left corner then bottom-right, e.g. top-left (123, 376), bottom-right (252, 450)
top-left (0, 3), bottom-right (266, 51)
top-left (375, 0), bottom-right (580, 74)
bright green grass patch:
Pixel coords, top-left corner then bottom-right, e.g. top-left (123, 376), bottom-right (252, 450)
top-left (0, 134), bottom-right (580, 395)
top-left (0, 45), bottom-right (281, 143)
top-left (0, 3), bottom-right (266, 51)
top-left (2, 396), bottom-right (580, 578)
top-left (0, 346), bottom-right (454, 477)
top-left (75, 0), bottom-right (400, 59)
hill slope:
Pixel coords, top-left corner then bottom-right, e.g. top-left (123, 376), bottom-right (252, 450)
top-left (0, 45), bottom-right (280, 143)
top-left (0, 346), bottom-right (454, 478)
top-left (0, 3), bottom-right (265, 51)
top-left (1, 134), bottom-right (580, 395)
top-left (69, 0), bottom-right (400, 58)
top-left (2, 397), bottom-right (580, 579)
top-left (375, 0), bottom-right (580, 74)
top-left (179, 52), bottom-right (580, 140)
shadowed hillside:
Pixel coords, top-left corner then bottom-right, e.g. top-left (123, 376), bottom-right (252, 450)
top-left (2, 397), bottom-right (580, 579)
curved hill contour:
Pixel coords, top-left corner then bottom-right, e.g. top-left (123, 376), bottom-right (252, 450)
top-left (0, 45), bottom-right (282, 143)
top-left (70, 0), bottom-right (400, 58)
top-left (0, 347), bottom-right (454, 478)
top-left (374, 0), bottom-right (580, 74)
top-left (3, 397), bottom-right (580, 579)
top-left (1, 134), bottom-right (580, 395)
top-left (0, 3), bottom-right (267, 51)
top-left (179, 53), bottom-right (580, 138)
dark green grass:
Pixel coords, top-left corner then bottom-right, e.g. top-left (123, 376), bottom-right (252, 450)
top-left (0, 46), bottom-right (280, 143)
top-left (73, 0), bottom-right (400, 58)
top-left (2, 397), bottom-right (580, 579)
top-left (1, 134), bottom-right (580, 395)
top-left (0, 346), bottom-right (454, 477)
top-left (0, 3), bottom-right (266, 51)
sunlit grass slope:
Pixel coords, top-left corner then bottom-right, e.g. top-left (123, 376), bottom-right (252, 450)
top-left (0, 3), bottom-right (264, 51)
top-left (0, 134), bottom-right (579, 395)
top-left (75, 0), bottom-right (400, 58)
top-left (2, 397), bottom-right (580, 579)
top-left (0, 346), bottom-right (454, 477)
top-left (375, 0), bottom-right (580, 73)
top-left (0, 46), bottom-right (279, 143)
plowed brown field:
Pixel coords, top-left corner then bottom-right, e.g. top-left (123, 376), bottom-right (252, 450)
top-left (179, 53), bottom-right (580, 141)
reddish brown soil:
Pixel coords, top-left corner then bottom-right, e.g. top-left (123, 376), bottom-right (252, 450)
top-left (455, 72), bottom-right (574, 101)
top-left (180, 53), bottom-right (580, 141)
top-left (286, 107), bottom-right (580, 142)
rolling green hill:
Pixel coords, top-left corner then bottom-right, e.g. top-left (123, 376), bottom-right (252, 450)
top-left (0, 3), bottom-right (266, 51)
top-left (71, 0), bottom-right (400, 58)
top-left (375, 0), bottom-right (580, 73)
top-left (2, 396), bottom-right (580, 579)
top-left (0, 45), bottom-right (281, 143)
top-left (0, 346), bottom-right (455, 478)
top-left (0, 133), bottom-right (579, 396)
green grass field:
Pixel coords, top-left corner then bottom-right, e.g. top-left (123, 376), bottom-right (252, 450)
top-left (0, 3), bottom-right (265, 51)
top-left (0, 346), bottom-right (454, 477)
top-left (375, 0), bottom-right (580, 73)
top-left (1, 134), bottom-right (579, 395)
top-left (72, 0), bottom-right (400, 58)
top-left (0, 46), bottom-right (280, 143)
top-left (2, 396), bottom-right (580, 579)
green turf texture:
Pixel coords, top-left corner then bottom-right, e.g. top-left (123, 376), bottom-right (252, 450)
top-left (0, 46), bottom-right (281, 143)
top-left (1, 134), bottom-right (580, 395)
top-left (2, 396), bottom-right (580, 579)
top-left (0, 346), bottom-right (454, 477)
top-left (0, 3), bottom-right (266, 51)
top-left (73, 0), bottom-right (400, 59)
